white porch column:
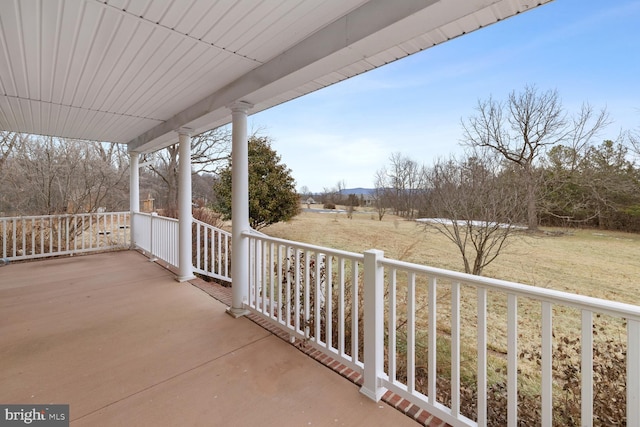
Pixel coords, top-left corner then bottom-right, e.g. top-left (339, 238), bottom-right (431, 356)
top-left (177, 128), bottom-right (195, 282)
top-left (129, 151), bottom-right (140, 249)
top-left (227, 101), bottom-right (253, 318)
top-left (360, 249), bottom-right (387, 401)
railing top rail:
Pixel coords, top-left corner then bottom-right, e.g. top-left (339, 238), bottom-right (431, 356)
top-left (242, 229), bottom-right (364, 261)
top-left (132, 212), bottom-right (179, 223)
top-left (382, 256), bottom-right (640, 321)
top-left (192, 218), bottom-right (232, 237)
top-left (0, 212), bottom-right (130, 221)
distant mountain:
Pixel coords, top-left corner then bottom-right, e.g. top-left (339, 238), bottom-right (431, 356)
top-left (339, 188), bottom-right (375, 196)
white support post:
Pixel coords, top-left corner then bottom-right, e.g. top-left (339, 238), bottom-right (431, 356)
top-left (507, 294), bottom-right (518, 427)
top-left (360, 249), bottom-right (387, 401)
top-left (227, 101), bottom-right (253, 318)
top-left (129, 151), bottom-right (140, 249)
top-left (176, 129), bottom-right (195, 282)
top-left (477, 287), bottom-right (488, 426)
top-left (581, 310), bottom-right (593, 427)
top-left (628, 319), bottom-right (640, 426)
top-left (149, 212), bottom-right (158, 262)
top-left (541, 301), bottom-right (553, 427)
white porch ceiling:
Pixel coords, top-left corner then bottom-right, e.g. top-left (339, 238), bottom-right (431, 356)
top-left (0, 0), bottom-right (551, 153)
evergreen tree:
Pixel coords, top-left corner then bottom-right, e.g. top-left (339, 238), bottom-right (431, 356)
top-left (213, 136), bottom-right (299, 230)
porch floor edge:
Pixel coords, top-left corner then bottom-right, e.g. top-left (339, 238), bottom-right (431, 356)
top-left (188, 277), bottom-right (452, 427)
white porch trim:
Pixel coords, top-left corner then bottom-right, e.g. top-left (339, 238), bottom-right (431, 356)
top-left (360, 249), bottom-right (387, 401)
top-left (227, 101), bottom-right (253, 318)
top-left (177, 129), bottom-right (196, 282)
top-left (129, 152), bottom-right (140, 249)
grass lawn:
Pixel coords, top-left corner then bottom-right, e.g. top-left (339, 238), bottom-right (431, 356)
top-left (263, 206), bottom-right (638, 422)
top-left (264, 206), bottom-right (640, 305)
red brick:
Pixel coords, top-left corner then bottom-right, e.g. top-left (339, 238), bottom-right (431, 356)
top-left (429, 416), bottom-right (445, 426)
top-left (347, 371), bottom-right (360, 382)
top-left (416, 409), bottom-right (432, 425)
top-left (387, 393), bottom-right (402, 407)
top-left (407, 404), bottom-right (420, 418)
top-left (397, 399), bottom-right (411, 412)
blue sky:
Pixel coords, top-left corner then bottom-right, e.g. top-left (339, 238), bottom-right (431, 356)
top-left (250, 0), bottom-right (640, 193)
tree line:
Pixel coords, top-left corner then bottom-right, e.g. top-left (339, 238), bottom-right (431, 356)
top-left (372, 86), bottom-right (640, 233)
top-left (0, 130), bottom-right (300, 232)
top-left (366, 86), bottom-right (639, 275)
top-left (0, 133), bottom-right (130, 215)
top-left (3, 85), bottom-right (638, 250)
top-left (0, 130), bottom-right (223, 217)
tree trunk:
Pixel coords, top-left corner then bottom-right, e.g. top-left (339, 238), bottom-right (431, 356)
top-left (166, 174), bottom-right (178, 217)
top-left (525, 166), bottom-right (538, 231)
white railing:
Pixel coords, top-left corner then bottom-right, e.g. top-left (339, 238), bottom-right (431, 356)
top-left (0, 212), bottom-right (130, 261)
top-left (131, 212), bottom-right (232, 283)
top-left (193, 218), bottom-right (232, 283)
top-left (245, 230), bottom-right (365, 374)
top-left (132, 212), bottom-right (179, 269)
top-left (5, 212), bottom-right (638, 425)
top-left (243, 231), bottom-right (640, 427)
top-left (0, 211), bottom-right (232, 283)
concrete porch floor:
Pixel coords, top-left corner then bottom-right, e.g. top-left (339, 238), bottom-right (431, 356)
top-left (0, 251), bottom-right (422, 426)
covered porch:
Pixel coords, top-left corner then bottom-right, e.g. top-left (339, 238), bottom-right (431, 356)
top-left (0, 251), bottom-right (423, 426)
top-left (5, 1), bottom-right (635, 426)
top-left (3, 211), bottom-right (640, 426)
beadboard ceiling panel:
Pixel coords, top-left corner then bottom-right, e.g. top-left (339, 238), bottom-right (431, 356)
top-left (0, 0), bottom-right (552, 152)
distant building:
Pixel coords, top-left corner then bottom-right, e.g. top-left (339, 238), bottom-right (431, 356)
top-left (360, 194), bottom-right (374, 206)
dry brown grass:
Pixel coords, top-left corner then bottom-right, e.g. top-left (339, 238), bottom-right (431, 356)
top-left (264, 206), bottom-right (639, 423)
top-left (264, 206), bottom-right (640, 305)
top-left (265, 207), bottom-right (640, 353)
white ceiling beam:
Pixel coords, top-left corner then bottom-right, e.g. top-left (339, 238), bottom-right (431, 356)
top-left (127, 0), bottom-right (439, 152)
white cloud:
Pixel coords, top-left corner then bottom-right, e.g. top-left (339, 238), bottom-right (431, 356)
top-left (248, 1), bottom-right (640, 194)
top-left (269, 132), bottom-right (389, 192)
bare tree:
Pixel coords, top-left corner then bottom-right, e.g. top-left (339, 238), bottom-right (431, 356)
top-left (0, 131), bottom-right (19, 173)
top-left (143, 144), bottom-right (179, 215)
top-left (627, 127), bottom-right (640, 160)
top-left (462, 85), bottom-right (609, 230)
top-left (421, 150), bottom-right (527, 275)
top-left (142, 127), bottom-right (231, 215)
top-left (372, 167), bottom-right (390, 221)
top-left (0, 132), bottom-right (21, 213)
top-left (336, 180), bottom-right (346, 205)
top-left (387, 152), bottom-right (423, 218)
top-left (192, 173), bottom-right (217, 206)
top-left (299, 185), bottom-right (311, 200)
top-left (321, 180), bottom-right (347, 208)
top-left (2, 136), bottom-right (128, 215)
